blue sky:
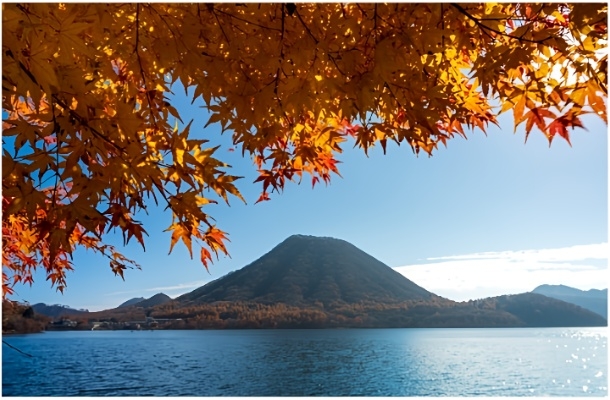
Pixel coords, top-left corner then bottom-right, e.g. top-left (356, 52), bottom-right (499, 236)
top-left (5, 90), bottom-right (608, 311)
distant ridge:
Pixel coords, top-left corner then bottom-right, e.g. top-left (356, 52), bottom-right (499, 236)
top-left (118, 297), bottom-right (146, 308)
top-left (134, 293), bottom-right (172, 308)
top-left (118, 293), bottom-right (171, 309)
top-left (532, 284), bottom-right (607, 319)
top-left (178, 234), bottom-right (437, 305)
top-left (31, 303), bottom-right (88, 318)
top-left (491, 292), bottom-right (606, 327)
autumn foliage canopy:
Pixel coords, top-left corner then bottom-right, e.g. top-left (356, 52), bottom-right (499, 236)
top-left (2, 3), bottom-right (607, 296)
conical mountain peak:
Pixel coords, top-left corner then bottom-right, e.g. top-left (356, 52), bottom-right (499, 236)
top-left (178, 235), bottom-right (435, 305)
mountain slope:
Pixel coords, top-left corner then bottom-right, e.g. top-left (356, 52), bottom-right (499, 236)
top-left (134, 293), bottom-right (172, 308)
top-left (117, 294), bottom-right (171, 309)
top-left (31, 303), bottom-right (88, 318)
top-left (118, 297), bottom-right (146, 308)
top-left (178, 234), bottom-right (436, 305)
top-left (492, 293), bottom-right (606, 327)
top-left (78, 236), bottom-right (605, 328)
top-left (531, 285), bottom-right (607, 319)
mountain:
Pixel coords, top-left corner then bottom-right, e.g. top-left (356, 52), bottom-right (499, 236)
top-left (531, 284), bottom-right (607, 319)
top-left (118, 293), bottom-right (171, 309)
top-left (59, 236), bottom-right (605, 329)
top-left (31, 303), bottom-right (89, 318)
top-left (118, 297), bottom-right (146, 308)
top-left (490, 292), bottom-right (607, 327)
top-left (133, 293), bottom-right (172, 308)
top-left (178, 234), bottom-right (437, 305)
top-left (169, 235), bottom-right (605, 328)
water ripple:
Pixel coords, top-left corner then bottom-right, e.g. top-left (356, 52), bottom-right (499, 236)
top-left (2, 328), bottom-right (607, 396)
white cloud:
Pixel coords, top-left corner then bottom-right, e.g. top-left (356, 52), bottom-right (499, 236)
top-left (394, 243), bottom-right (608, 302)
top-left (92, 280), bottom-right (211, 310)
top-left (144, 280), bottom-right (210, 294)
top-left (105, 280), bottom-right (210, 297)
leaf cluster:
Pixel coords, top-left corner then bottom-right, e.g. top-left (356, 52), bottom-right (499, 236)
top-left (2, 3), bottom-right (607, 294)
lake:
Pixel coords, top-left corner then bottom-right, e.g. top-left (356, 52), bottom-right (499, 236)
top-left (2, 328), bottom-right (607, 396)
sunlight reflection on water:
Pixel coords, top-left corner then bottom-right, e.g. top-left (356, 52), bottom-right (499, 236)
top-left (2, 327), bottom-right (608, 396)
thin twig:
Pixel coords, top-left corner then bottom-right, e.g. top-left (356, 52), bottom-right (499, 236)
top-left (145, 5), bottom-right (184, 57)
top-left (134, 5), bottom-right (159, 128)
top-left (327, 54), bottom-right (350, 78)
top-left (450, 3), bottom-right (551, 44)
top-left (384, 81), bottom-right (404, 109)
top-left (280, 4), bottom-right (285, 44)
top-left (210, 7), bottom-right (230, 44)
top-left (214, 7), bottom-right (282, 32)
top-left (2, 340), bottom-right (33, 358)
top-left (50, 97), bottom-right (60, 207)
top-left (295, 9), bottom-right (319, 44)
top-left (373, 4), bottom-right (378, 34)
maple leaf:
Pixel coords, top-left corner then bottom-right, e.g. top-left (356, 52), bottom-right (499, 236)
top-left (547, 113), bottom-right (585, 146)
top-left (200, 247), bottom-right (212, 272)
top-left (255, 192), bottom-right (271, 204)
top-left (523, 108), bottom-right (557, 143)
top-left (167, 224), bottom-right (192, 258)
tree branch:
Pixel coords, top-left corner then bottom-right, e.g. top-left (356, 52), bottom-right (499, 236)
top-left (4, 51), bottom-right (127, 154)
top-left (295, 9), bottom-right (319, 44)
top-left (210, 7), bottom-right (230, 44)
top-left (450, 3), bottom-right (551, 45)
top-left (2, 340), bottom-right (33, 358)
top-left (134, 5), bottom-right (159, 128)
top-left (214, 7), bottom-right (282, 32)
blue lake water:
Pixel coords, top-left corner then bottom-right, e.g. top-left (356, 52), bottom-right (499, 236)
top-left (2, 328), bottom-right (607, 396)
